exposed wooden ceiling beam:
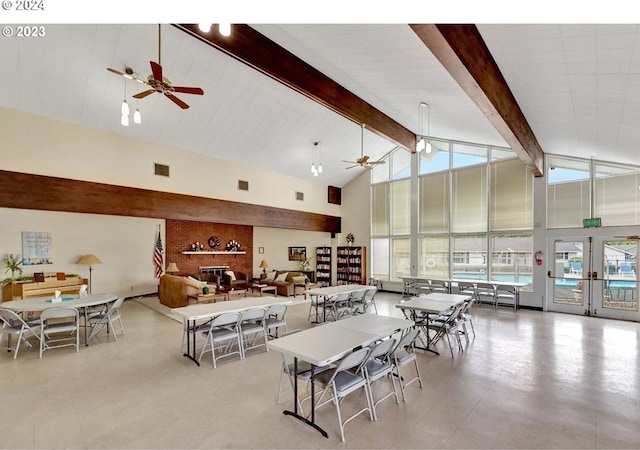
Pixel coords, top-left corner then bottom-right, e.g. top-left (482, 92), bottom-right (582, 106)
top-left (410, 24), bottom-right (545, 176)
top-left (174, 24), bottom-right (416, 153)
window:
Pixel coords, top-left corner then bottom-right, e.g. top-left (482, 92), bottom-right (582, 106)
top-left (452, 165), bottom-right (487, 233)
top-left (594, 162), bottom-right (640, 226)
top-left (371, 183), bottom-right (389, 236)
top-left (391, 237), bottom-right (410, 281)
top-left (419, 171), bottom-right (449, 234)
top-left (490, 234), bottom-right (533, 287)
top-left (452, 234), bottom-right (487, 280)
top-left (371, 238), bottom-right (389, 281)
top-left (547, 156), bottom-right (590, 229)
top-left (418, 235), bottom-right (449, 278)
top-left (490, 158), bottom-right (533, 231)
top-left (390, 179), bottom-right (411, 235)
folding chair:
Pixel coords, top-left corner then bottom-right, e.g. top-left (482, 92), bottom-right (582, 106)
top-left (197, 312), bottom-right (242, 368)
top-left (391, 329), bottom-right (423, 401)
top-left (314, 347), bottom-right (374, 442)
top-left (476, 282), bottom-right (497, 309)
top-left (264, 303), bottom-right (287, 339)
top-left (349, 289), bottom-right (368, 315)
top-left (496, 284), bottom-right (517, 312)
top-left (361, 288), bottom-right (378, 314)
top-left (327, 292), bottom-right (352, 321)
top-left (0, 308), bottom-right (41, 359)
top-left (238, 308), bottom-right (268, 358)
top-left (364, 337), bottom-right (399, 420)
top-left (86, 297), bottom-right (125, 343)
top-left (425, 303), bottom-right (465, 358)
top-left (39, 307), bottom-right (79, 358)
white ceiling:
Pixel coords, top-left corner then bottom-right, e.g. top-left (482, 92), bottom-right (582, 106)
top-left (2, 23), bottom-right (640, 188)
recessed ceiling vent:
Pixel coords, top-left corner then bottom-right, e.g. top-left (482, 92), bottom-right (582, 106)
top-left (154, 163), bottom-right (170, 177)
top-left (295, 191), bottom-right (304, 201)
top-left (238, 180), bottom-right (249, 191)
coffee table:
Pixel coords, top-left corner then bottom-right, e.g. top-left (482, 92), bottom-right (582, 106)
top-left (187, 292), bottom-right (228, 304)
top-left (250, 284), bottom-right (277, 296)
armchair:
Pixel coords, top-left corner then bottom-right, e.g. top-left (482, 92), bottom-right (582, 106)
top-left (222, 270), bottom-right (248, 289)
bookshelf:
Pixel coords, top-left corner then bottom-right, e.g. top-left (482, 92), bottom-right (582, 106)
top-left (336, 246), bottom-right (367, 285)
top-left (315, 246), bottom-right (332, 287)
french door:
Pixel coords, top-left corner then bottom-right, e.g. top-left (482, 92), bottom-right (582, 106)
top-left (550, 237), bottom-right (640, 321)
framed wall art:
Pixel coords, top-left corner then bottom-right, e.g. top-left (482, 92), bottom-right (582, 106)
top-left (288, 246), bottom-right (306, 261)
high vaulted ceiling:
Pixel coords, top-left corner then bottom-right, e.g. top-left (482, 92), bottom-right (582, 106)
top-left (2, 23), bottom-right (640, 188)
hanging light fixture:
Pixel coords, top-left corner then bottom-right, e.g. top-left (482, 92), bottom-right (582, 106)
top-left (317, 141), bottom-right (323, 174)
top-left (311, 142), bottom-right (319, 176)
top-left (120, 77), bottom-right (129, 127)
top-left (416, 102), bottom-right (426, 152)
top-left (198, 23), bottom-right (212, 33)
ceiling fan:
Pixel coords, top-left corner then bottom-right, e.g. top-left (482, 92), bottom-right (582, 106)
top-left (342, 124), bottom-right (386, 170)
top-left (107, 25), bottom-right (203, 109)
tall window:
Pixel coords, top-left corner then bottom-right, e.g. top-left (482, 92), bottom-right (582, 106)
top-left (547, 156), bottom-right (590, 228)
top-left (373, 140), bottom-right (534, 288)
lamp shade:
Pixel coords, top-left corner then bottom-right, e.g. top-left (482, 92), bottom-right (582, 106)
top-left (77, 254), bottom-right (102, 265)
top-left (259, 260), bottom-right (269, 269)
top-left (166, 262), bottom-right (180, 273)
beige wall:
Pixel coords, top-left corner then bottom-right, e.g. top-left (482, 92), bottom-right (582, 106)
top-left (0, 106), bottom-right (380, 296)
top-left (0, 106), bottom-right (340, 216)
top-left (0, 208), bottom-right (163, 300)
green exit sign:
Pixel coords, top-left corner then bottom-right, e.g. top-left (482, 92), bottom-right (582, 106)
top-left (583, 217), bottom-right (601, 228)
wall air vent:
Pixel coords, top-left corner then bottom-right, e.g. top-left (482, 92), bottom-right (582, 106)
top-left (238, 180), bottom-right (249, 191)
top-left (154, 163), bottom-right (170, 177)
top-left (295, 191), bottom-right (304, 201)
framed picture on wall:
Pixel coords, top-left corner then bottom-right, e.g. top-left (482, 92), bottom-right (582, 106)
top-left (288, 246), bottom-right (306, 261)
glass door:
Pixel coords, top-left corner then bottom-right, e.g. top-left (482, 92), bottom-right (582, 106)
top-left (550, 238), bottom-right (640, 320)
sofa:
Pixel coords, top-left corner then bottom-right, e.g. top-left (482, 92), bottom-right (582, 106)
top-left (259, 270), bottom-right (308, 297)
top-left (159, 274), bottom-right (208, 308)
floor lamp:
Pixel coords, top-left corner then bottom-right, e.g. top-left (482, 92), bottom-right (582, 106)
top-left (77, 254), bottom-right (102, 293)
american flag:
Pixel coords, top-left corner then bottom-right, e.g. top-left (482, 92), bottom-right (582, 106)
top-left (154, 230), bottom-right (164, 278)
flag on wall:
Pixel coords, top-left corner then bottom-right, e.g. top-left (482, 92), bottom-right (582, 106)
top-left (154, 229), bottom-right (164, 278)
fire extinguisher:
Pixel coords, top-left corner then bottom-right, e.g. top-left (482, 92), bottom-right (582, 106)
top-left (535, 250), bottom-right (543, 266)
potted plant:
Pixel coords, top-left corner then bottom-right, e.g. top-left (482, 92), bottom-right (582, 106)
top-left (2, 253), bottom-right (23, 284)
top-left (572, 280), bottom-right (583, 300)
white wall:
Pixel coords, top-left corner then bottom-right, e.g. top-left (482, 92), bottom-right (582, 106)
top-left (0, 208), bottom-right (163, 300)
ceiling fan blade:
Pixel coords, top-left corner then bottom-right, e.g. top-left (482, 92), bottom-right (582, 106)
top-left (368, 160), bottom-right (386, 165)
top-left (107, 67), bottom-right (125, 76)
top-left (173, 86), bottom-right (204, 95)
top-left (133, 89), bottom-right (155, 99)
top-left (165, 93), bottom-right (190, 109)
top-left (345, 164), bottom-right (360, 169)
top-left (341, 160), bottom-right (358, 164)
top-left (150, 61), bottom-right (163, 82)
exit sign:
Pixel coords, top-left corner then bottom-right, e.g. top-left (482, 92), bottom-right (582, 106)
top-left (583, 217), bottom-right (601, 228)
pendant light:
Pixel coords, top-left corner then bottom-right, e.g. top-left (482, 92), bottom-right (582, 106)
top-left (311, 142), bottom-right (319, 176)
top-left (120, 77), bottom-right (129, 127)
top-left (417, 102), bottom-right (433, 154)
top-left (219, 23), bottom-right (232, 36)
top-left (317, 141), bottom-right (323, 174)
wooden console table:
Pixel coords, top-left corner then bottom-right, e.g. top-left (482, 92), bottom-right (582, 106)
top-left (2, 276), bottom-right (88, 301)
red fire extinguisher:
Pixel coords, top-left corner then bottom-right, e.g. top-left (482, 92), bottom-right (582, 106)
top-left (535, 250), bottom-right (543, 266)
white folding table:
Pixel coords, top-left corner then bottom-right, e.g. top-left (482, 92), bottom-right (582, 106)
top-left (305, 284), bottom-right (375, 323)
top-left (267, 314), bottom-right (413, 438)
top-left (0, 292), bottom-right (118, 346)
top-left (172, 296), bottom-right (292, 366)
top-left (395, 293), bottom-right (470, 355)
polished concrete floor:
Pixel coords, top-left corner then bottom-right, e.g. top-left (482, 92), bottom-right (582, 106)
top-left (1, 292), bottom-right (639, 449)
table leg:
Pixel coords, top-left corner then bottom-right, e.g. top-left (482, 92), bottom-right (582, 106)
top-left (84, 307), bottom-right (89, 346)
top-left (182, 319), bottom-right (200, 366)
top-left (282, 358), bottom-right (328, 438)
top-left (411, 311), bottom-right (440, 355)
